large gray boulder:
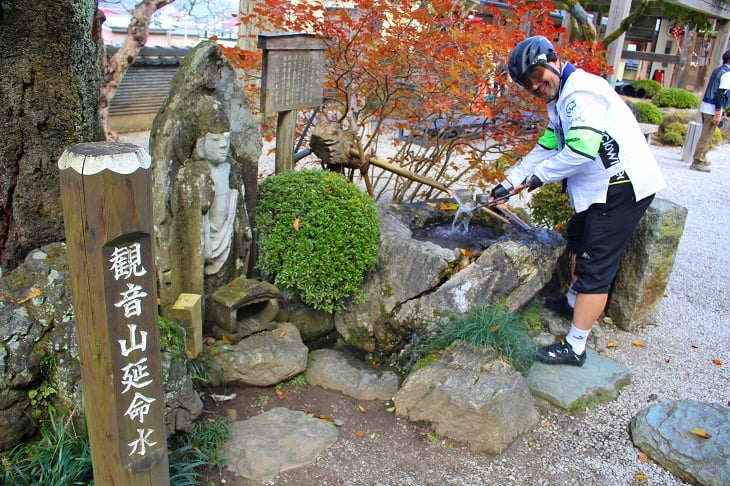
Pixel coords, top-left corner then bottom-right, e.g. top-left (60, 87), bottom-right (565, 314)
top-left (607, 198), bottom-right (687, 330)
top-left (394, 342), bottom-right (539, 454)
top-left (631, 399), bottom-right (730, 486)
top-left (206, 322), bottom-right (308, 386)
top-left (335, 202), bottom-right (565, 352)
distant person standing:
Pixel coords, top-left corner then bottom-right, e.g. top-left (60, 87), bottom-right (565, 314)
top-left (691, 49), bottom-right (730, 173)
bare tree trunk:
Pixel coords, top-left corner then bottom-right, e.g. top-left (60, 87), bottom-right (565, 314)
top-left (238, 0), bottom-right (258, 50)
top-left (99, 0), bottom-right (175, 140)
top-left (0, 0), bottom-right (103, 273)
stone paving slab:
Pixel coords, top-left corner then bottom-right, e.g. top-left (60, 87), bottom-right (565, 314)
top-left (525, 349), bottom-right (632, 409)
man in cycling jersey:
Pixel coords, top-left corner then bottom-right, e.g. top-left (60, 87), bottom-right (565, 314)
top-left (490, 36), bottom-right (666, 366)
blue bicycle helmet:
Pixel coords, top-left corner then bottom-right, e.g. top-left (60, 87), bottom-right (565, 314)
top-left (508, 36), bottom-right (559, 83)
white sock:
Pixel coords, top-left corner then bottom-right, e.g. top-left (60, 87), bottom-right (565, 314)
top-left (565, 324), bottom-right (590, 355)
top-left (566, 283), bottom-right (577, 308)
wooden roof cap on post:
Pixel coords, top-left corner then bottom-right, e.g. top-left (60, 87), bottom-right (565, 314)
top-left (257, 32), bottom-right (326, 51)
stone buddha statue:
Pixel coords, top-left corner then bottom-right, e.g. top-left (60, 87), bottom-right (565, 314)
top-left (193, 106), bottom-right (239, 275)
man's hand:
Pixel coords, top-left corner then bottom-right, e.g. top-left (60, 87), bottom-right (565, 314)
top-left (489, 181), bottom-right (512, 205)
top-left (522, 174), bottom-right (543, 192)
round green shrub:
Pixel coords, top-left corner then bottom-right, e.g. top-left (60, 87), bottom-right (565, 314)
top-left (631, 101), bottom-right (663, 125)
top-left (631, 79), bottom-right (662, 98)
top-left (658, 122), bottom-right (687, 146)
top-left (256, 169), bottom-right (380, 313)
top-left (527, 182), bottom-right (574, 235)
top-left (652, 88), bottom-right (700, 109)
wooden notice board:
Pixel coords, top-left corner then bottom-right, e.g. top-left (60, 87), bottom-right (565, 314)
top-left (259, 33), bottom-right (326, 113)
top-left (258, 32), bottom-right (326, 173)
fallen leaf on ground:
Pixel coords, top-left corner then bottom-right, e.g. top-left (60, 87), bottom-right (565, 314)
top-left (632, 340), bottom-right (645, 348)
top-left (690, 428), bottom-right (711, 439)
top-left (638, 452), bottom-right (649, 463)
top-left (354, 430), bottom-right (366, 437)
top-left (293, 216), bottom-right (300, 231)
top-left (18, 287), bottom-right (42, 303)
top-left (712, 359), bottom-right (722, 366)
top-left (691, 344), bottom-right (699, 349)
top-left (458, 248), bottom-right (473, 258)
top-left (606, 341), bottom-right (618, 348)
top-left (274, 388), bottom-right (287, 400)
top-left (635, 473), bottom-right (648, 481)
top-left (313, 413), bottom-right (335, 424)
top-left (357, 405), bottom-right (367, 414)
top-left (386, 406), bottom-right (396, 413)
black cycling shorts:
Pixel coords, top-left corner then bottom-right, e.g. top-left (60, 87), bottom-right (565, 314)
top-left (566, 181), bottom-right (654, 294)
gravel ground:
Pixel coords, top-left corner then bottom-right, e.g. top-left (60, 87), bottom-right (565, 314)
top-left (121, 131), bottom-right (729, 485)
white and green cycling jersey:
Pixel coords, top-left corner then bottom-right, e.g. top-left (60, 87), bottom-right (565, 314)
top-left (506, 63), bottom-right (666, 213)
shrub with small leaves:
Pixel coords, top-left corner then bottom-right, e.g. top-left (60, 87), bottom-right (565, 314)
top-left (257, 169), bottom-right (380, 313)
top-left (652, 88), bottom-right (700, 109)
top-left (631, 101), bottom-right (663, 125)
top-left (527, 182), bottom-right (574, 235)
top-left (658, 122), bottom-right (687, 146)
top-left (631, 79), bottom-right (662, 98)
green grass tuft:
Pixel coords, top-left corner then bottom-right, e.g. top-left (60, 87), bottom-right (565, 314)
top-left (1, 408), bottom-right (230, 485)
top-left (416, 301), bottom-right (537, 374)
top-left (1, 406), bottom-right (92, 486)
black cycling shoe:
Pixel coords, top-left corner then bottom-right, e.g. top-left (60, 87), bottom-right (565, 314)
top-left (545, 295), bottom-right (574, 321)
top-left (536, 339), bottom-right (586, 366)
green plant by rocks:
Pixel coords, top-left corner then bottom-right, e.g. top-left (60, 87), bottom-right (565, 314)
top-left (630, 79), bottom-right (662, 98)
top-left (257, 169), bottom-right (380, 313)
top-left (0, 406), bottom-right (92, 485)
top-left (416, 300), bottom-right (537, 374)
top-left (168, 417), bottom-right (231, 479)
top-left (158, 315), bottom-right (219, 390)
top-left (1, 406), bottom-right (230, 485)
top-left (27, 356), bottom-right (57, 420)
top-left (527, 182), bottom-right (574, 235)
top-left (652, 88), bottom-right (700, 109)
top-left (631, 101), bottom-right (663, 125)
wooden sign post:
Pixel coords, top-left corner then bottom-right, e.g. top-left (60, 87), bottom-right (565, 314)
top-left (258, 32), bottom-right (326, 173)
top-left (58, 142), bottom-right (169, 484)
